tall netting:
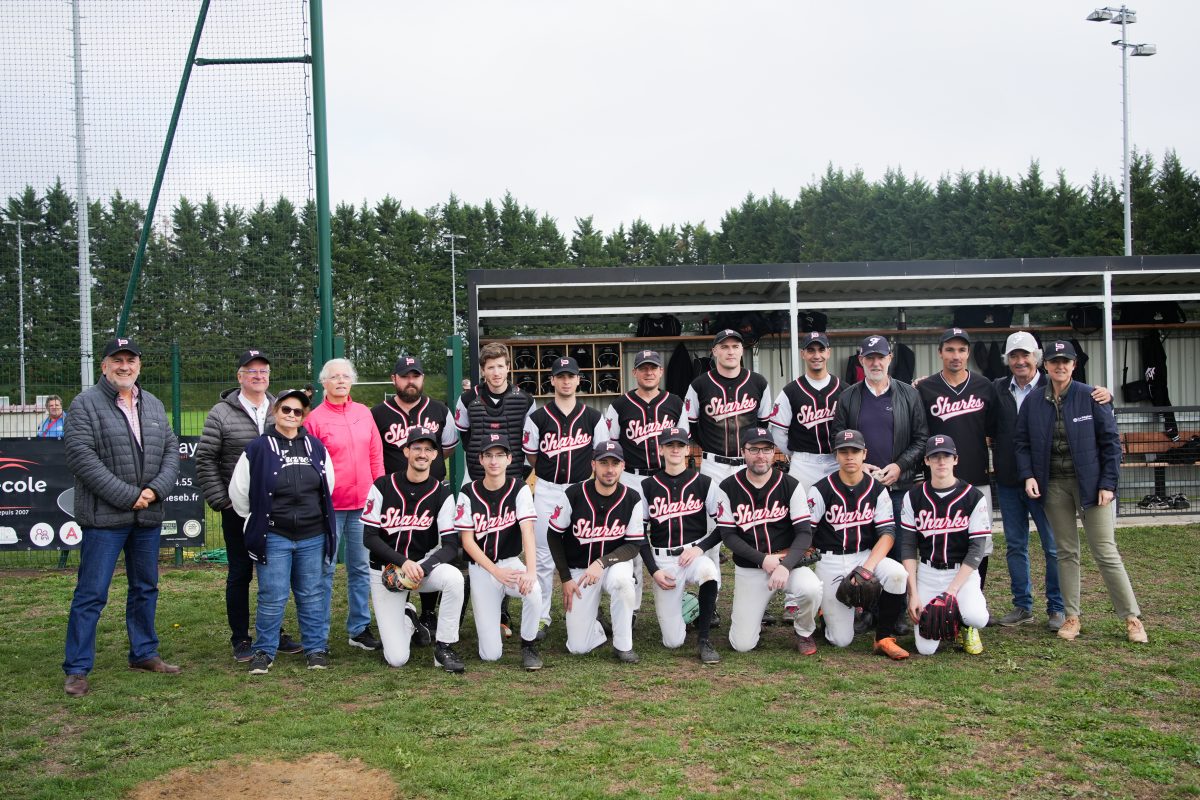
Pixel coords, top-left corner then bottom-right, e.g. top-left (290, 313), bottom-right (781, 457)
top-left (1, 1), bottom-right (317, 563)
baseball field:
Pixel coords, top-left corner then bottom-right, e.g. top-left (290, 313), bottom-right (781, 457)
top-left (4, 523), bottom-right (1197, 800)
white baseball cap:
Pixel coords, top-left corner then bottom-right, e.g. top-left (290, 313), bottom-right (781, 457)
top-left (1004, 331), bottom-right (1038, 356)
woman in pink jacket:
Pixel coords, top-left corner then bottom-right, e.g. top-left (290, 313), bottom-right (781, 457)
top-left (305, 358), bottom-right (385, 652)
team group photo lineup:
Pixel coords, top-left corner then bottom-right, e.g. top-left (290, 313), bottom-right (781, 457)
top-left (58, 320), bottom-right (1149, 698)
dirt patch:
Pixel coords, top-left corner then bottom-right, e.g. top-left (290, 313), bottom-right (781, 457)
top-left (127, 752), bottom-right (397, 800)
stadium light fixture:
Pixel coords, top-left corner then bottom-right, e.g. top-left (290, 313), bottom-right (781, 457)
top-left (1086, 5), bottom-right (1156, 256)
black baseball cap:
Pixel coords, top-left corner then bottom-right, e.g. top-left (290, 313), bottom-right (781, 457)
top-left (480, 432), bottom-right (512, 453)
top-left (1045, 340), bottom-right (1078, 361)
top-left (102, 337), bottom-right (141, 358)
top-left (939, 327), bottom-right (972, 346)
top-left (802, 331), bottom-right (831, 349)
top-left (925, 434), bottom-right (958, 456)
top-left (633, 349), bottom-right (663, 367)
top-left (594, 440), bottom-right (625, 462)
top-left (550, 356), bottom-right (580, 376)
top-left (859, 335), bottom-right (891, 357)
top-left (833, 429), bottom-right (867, 451)
top-left (712, 328), bottom-right (744, 347)
top-left (275, 388), bottom-right (311, 408)
top-left (658, 427), bottom-right (690, 447)
top-left (740, 426), bottom-right (774, 448)
top-left (404, 426), bottom-right (438, 448)
top-left (392, 355), bottom-right (424, 375)
top-left (238, 348), bottom-right (270, 368)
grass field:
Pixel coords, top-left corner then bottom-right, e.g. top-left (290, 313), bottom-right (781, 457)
top-left (2, 525), bottom-right (1197, 800)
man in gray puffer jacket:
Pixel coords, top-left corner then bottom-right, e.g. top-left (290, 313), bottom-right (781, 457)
top-left (62, 338), bottom-right (181, 698)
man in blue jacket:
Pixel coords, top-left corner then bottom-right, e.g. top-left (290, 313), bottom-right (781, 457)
top-left (62, 338), bottom-right (182, 697)
top-left (1014, 340), bottom-right (1146, 644)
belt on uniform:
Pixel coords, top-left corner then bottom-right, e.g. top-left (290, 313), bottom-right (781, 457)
top-left (625, 467), bottom-right (657, 476)
top-left (652, 545), bottom-right (688, 557)
top-left (922, 560), bottom-right (961, 570)
top-left (704, 452), bottom-right (744, 466)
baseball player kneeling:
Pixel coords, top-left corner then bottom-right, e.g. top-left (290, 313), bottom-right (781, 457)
top-left (809, 429), bottom-right (910, 660)
top-left (547, 441), bottom-right (645, 663)
top-left (362, 426), bottom-right (466, 673)
top-left (716, 427), bottom-right (823, 655)
top-left (900, 435), bottom-right (992, 656)
top-left (456, 434), bottom-right (544, 670)
top-left (641, 427), bottom-right (723, 664)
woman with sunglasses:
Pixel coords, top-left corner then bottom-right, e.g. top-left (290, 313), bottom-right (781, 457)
top-left (231, 388), bottom-right (337, 674)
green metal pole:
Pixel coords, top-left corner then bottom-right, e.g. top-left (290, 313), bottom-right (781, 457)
top-left (171, 339), bottom-right (183, 566)
top-left (116, 0), bottom-right (212, 336)
top-left (447, 334), bottom-right (464, 487)
top-left (310, 0), bottom-right (334, 375)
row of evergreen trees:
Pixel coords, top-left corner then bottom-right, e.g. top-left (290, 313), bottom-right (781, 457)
top-left (1, 151), bottom-right (1197, 390)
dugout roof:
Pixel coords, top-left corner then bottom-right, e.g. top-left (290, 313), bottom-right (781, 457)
top-left (466, 254), bottom-right (1200, 387)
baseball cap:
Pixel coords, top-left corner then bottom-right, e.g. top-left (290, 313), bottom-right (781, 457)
top-left (275, 388), bottom-right (311, 408)
top-left (939, 327), bottom-right (972, 346)
top-left (740, 426), bottom-right (774, 448)
top-left (925, 434), bottom-right (958, 457)
top-left (1045, 340), bottom-right (1078, 361)
top-left (858, 335), bottom-right (891, 357)
top-left (550, 356), bottom-right (580, 376)
top-left (404, 426), bottom-right (438, 448)
top-left (711, 328), bottom-right (744, 347)
top-left (833, 429), bottom-right (867, 451)
top-left (802, 331), bottom-right (831, 349)
top-left (658, 427), bottom-right (690, 447)
top-left (1004, 331), bottom-right (1039, 356)
top-left (593, 440), bottom-right (625, 462)
top-left (392, 355), bottom-right (424, 375)
top-left (633, 349), bottom-right (663, 368)
top-left (102, 337), bottom-right (141, 358)
top-left (237, 348), bottom-right (270, 368)
top-left (480, 432), bottom-right (512, 453)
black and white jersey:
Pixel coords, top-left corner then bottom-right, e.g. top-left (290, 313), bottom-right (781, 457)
top-left (372, 396), bottom-right (458, 480)
top-left (900, 480), bottom-right (991, 568)
top-left (768, 375), bottom-right (844, 455)
top-left (548, 480), bottom-right (644, 570)
top-left (454, 478), bottom-right (536, 565)
top-left (685, 369), bottom-right (771, 457)
top-left (641, 468), bottom-right (720, 549)
top-left (806, 472), bottom-right (894, 554)
top-left (361, 473), bottom-right (457, 570)
top-left (917, 372), bottom-right (997, 487)
top-left (523, 402), bottom-right (607, 484)
top-left (603, 390), bottom-right (688, 472)
top-left (715, 469), bottom-right (811, 568)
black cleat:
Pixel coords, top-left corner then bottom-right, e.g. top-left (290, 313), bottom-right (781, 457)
top-left (434, 641), bottom-right (466, 674)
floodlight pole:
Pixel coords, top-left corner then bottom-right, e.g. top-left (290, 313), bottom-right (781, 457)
top-left (4, 218), bottom-right (35, 407)
top-left (310, 0), bottom-right (334, 375)
top-left (71, 0), bottom-right (94, 387)
top-left (444, 233), bottom-right (466, 338)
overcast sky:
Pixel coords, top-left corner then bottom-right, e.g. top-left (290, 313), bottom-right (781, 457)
top-left (4, 1), bottom-right (1198, 235)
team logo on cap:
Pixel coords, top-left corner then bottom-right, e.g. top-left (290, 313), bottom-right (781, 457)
top-left (117, 338), bottom-right (129, 347)
top-left (842, 431), bottom-right (855, 441)
top-left (640, 350), bottom-right (652, 359)
top-left (1055, 342), bottom-right (1066, 352)
top-left (952, 328), bottom-right (964, 336)
top-left (868, 336), bottom-right (880, 346)
top-left (405, 357), bottom-right (415, 365)
top-left (561, 359), bottom-right (569, 366)
top-left (934, 436), bottom-right (946, 445)
top-left (809, 332), bottom-right (821, 340)
top-left (603, 442), bottom-right (617, 452)
top-left (248, 349), bottom-right (260, 357)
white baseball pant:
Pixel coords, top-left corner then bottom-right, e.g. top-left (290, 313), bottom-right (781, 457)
top-left (815, 551), bottom-right (907, 647)
top-left (532, 478), bottom-right (568, 625)
top-left (728, 564), bottom-right (822, 653)
top-left (564, 561), bottom-right (637, 654)
top-left (913, 565), bottom-right (989, 656)
top-left (618, 470), bottom-right (649, 612)
top-left (788, 452), bottom-right (837, 495)
top-left (370, 562), bottom-right (463, 668)
top-left (468, 558), bottom-right (542, 661)
top-left (649, 550), bottom-right (720, 648)
top-left (698, 454), bottom-right (740, 589)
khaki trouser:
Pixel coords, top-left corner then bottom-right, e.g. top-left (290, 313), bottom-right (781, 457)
top-left (1043, 477), bottom-right (1141, 620)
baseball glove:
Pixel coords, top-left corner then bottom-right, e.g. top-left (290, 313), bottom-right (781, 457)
top-left (381, 563), bottom-right (419, 592)
top-left (681, 591), bottom-right (700, 625)
top-left (796, 546), bottom-right (822, 567)
top-left (917, 592), bottom-right (961, 641)
top-left (835, 565), bottom-right (882, 608)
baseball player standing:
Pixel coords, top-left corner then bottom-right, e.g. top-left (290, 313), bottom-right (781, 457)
top-left (524, 356), bottom-right (608, 639)
top-left (547, 441), bottom-right (645, 663)
top-left (808, 429), bottom-right (910, 660)
top-left (456, 433), bottom-right (544, 670)
top-left (900, 435), bottom-right (992, 656)
top-left (455, 342), bottom-right (535, 486)
top-left (715, 427), bottom-right (822, 654)
top-left (361, 427), bottom-right (466, 673)
top-left (769, 330), bottom-right (845, 491)
top-left (640, 427), bottom-right (723, 664)
top-left (604, 349), bottom-right (688, 495)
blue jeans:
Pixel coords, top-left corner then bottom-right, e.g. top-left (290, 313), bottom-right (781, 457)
top-left (253, 533), bottom-right (328, 657)
top-left (323, 510), bottom-right (372, 637)
top-left (997, 483), bottom-right (1064, 614)
top-left (63, 525), bottom-right (162, 675)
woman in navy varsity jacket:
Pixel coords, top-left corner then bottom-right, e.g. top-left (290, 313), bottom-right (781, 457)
top-left (231, 388), bottom-right (338, 673)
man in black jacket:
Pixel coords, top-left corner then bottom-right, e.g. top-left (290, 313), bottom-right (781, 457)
top-left (62, 338), bottom-right (181, 698)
